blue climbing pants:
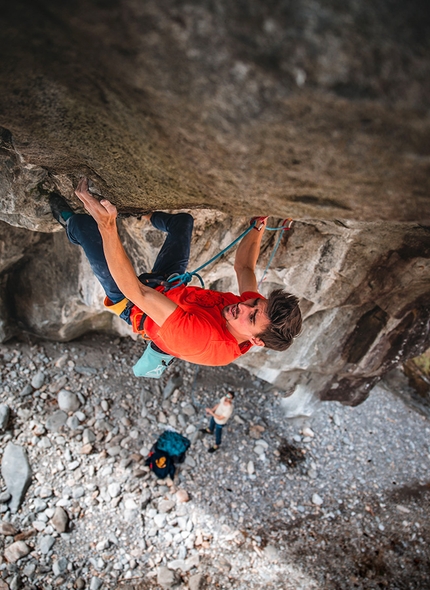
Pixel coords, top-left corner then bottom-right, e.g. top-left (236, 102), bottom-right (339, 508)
top-left (66, 212), bottom-right (194, 305)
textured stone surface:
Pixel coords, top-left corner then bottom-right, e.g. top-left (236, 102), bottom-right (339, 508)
top-left (236, 220), bottom-right (430, 406)
top-left (0, 405), bottom-right (10, 431)
top-left (4, 541), bottom-right (31, 563)
top-left (0, 0), bottom-right (429, 227)
top-left (1, 444), bottom-right (32, 513)
top-left (51, 506), bottom-right (69, 533)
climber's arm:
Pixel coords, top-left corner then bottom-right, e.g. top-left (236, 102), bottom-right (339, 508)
top-left (74, 178), bottom-right (177, 326)
top-left (234, 217), bottom-right (268, 295)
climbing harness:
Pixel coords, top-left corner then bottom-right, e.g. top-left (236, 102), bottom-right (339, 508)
top-left (133, 216), bottom-right (293, 379)
top-left (165, 217), bottom-right (294, 292)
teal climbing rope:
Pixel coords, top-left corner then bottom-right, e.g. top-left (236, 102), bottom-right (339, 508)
top-left (165, 218), bottom-right (293, 291)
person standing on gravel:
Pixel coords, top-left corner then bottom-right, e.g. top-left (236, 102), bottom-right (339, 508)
top-left (200, 391), bottom-right (235, 453)
top-left (49, 177), bottom-right (302, 374)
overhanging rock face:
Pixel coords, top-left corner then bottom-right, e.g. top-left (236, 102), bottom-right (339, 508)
top-left (0, 1), bottom-right (429, 225)
top-left (237, 222), bottom-right (430, 408)
top-left (0, 0), bottom-right (429, 409)
top-left (1, 213), bottom-right (429, 408)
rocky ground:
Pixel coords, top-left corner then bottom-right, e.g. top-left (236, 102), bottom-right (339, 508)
top-left (0, 333), bottom-right (429, 590)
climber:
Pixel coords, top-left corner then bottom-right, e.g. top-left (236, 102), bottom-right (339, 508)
top-left (50, 177), bottom-right (302, 372)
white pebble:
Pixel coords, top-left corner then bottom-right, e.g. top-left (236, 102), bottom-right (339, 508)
top-left (312, 493), bottom-right (323, 506)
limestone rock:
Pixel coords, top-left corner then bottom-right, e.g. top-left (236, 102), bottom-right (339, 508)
top-left (38, 535), bottom-right (55, 555)
top-left (51, 507), bottom-right (69, 533)
top-left (0, 405), bottom-right (10, 431)
top-left (1, 443), bottom-right (32, 513)
top-left (176, 489), bottom-right (189, 503)
top-left (189, 573), bottom-right (205, 590)
top-left (31, 370), bottom-right (45, 389)
top-left (45, 410), bottom-right (68, 432)
top-left (157, 566), bottom-right (179, 589)
top-left (57, 390), bottom-right (81, 413)
top-left (4, 540), bottom-right (30, 563)
top-left (0, 522), bottom-right (18, 536)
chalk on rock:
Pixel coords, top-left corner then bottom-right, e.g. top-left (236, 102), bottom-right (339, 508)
top-left (1, 443), bottom-right (32, 513)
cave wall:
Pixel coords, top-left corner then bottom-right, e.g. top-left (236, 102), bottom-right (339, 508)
top-left (0, 0), bottom-right (429, 409)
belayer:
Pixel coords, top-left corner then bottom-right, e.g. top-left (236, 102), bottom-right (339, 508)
top-left (50, 177), bottom-right (302, 376)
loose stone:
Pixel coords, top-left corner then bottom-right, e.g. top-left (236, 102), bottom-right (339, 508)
top-left (108, 483), bottom-right (121, 498)
top-left (0, 522), bottom-right (17, 535)
top-left (58, 390), bottom-right (81, 413)
top-left (46, 410), bottom-right (68, 432)
top-left (157, 566), bottom-right (178, 588)
top-left (163, 373), bottom-right (183, 399)
top-left (80, 443), bottom-right (93, 455)
top-left (0, 405), bottom-right (10, 431)
top-left (189, 573), bottom-right (205, 590)
top-left (158, 499), bottom-right (175, 513)
top-left (184, 554), bottom-right (200, 571)
top-left (31, 370), bottom-right (45, 389)
top-left (51, 506), bottom-right (69, 533)
top-left (52, 557), bottom-right (69, 576)
top-left (83, 429), bottom-right (96, 444)
top-left (90, 577), bottom-right (104, 590)
top-left (39, 486), bottom-right (53, 499)
top-left (302, 426), bottom-right (315, 438)
top-left (153, 513), bottom-right (167, 529)
top-left (107, 446), bottom-right (121, 456)
top-left (0, 492), bottom-right (11, 503)
top-left (19, 384), bottom-right (33, 397)
top-left (176, 489), bottom-right (189, 503)
top-left (312, 493), bottom-right (323, 506)
top-left (38, 535), bottom-right (56, 554)
top-left (4, 541), bottom-right (31, 563)
top-left (263, 544), bottom-right (279, 562)
top-left (167, 558), bottom-right (186, 571)
top-left (1, 443), bottom-right (32, 513)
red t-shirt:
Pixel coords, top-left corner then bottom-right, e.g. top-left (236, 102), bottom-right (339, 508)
top-left (131, 286), bottom-right (265, 366)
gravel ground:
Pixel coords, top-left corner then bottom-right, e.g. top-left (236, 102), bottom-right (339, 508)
top-left (0, 333), bottom-right (429, 590)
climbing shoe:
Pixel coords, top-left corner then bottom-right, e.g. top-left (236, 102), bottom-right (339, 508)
top-left (208, 445), bottom-right (220, 453)
top-left (49, 193), bottom-right (75, 227)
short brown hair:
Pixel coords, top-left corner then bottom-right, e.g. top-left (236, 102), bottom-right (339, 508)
top-left (257, 289), bottom-right (302, 351)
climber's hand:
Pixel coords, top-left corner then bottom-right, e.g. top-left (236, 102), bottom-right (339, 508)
top-left (250, 216), bottom-right (268, 231)
top-left (75, 177), bottom-right (118, 231)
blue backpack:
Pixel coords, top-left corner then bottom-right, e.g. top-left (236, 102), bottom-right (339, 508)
top-left (145, 431), bottom-right (191, 479)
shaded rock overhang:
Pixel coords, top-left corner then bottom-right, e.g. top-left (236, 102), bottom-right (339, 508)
top-left (0, 0), bottom-right (429, 228)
